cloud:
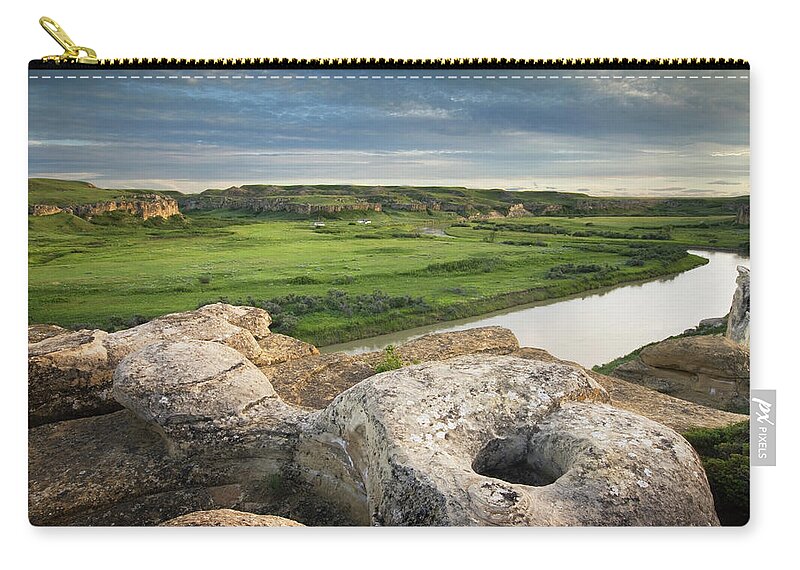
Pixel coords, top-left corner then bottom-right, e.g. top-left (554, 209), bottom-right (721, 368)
top-left (711, 150), bottom-right (750, 157)
top-left (28, 70), bottom-right (749, 198)
top-left (29, 171), bottom-right (104, 181)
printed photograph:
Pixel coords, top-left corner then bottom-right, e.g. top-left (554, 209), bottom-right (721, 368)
top-left (28, 68), bottom-right (750, 526)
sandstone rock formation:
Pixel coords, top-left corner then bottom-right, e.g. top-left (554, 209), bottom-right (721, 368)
top-left (260, 352), bottom-right (375, 410)
top-left (28, 303), bottom-right (300, 426)
top-left (28, 329), bottom-right (116, 427)
top-left (300, 355), bottom-right (718, 526)
top-left (513, 348), bottom-right (747, 432)
top-left (505, 203), bottom-right (531, 217)
top-left (28, 204), bottom-right (63, 216)
top-left (29, 195), bottom-right (180, 220)
top-left (27, 323), bottom-right (68, 344)
top-left (254, 333), bottom-right (319, 367)
top-left (29, 409), bottom-right (210, 525)
top-left (612, 335), bottom-right (748, 410)
top-left (161, 509), bottom-right (303, 527)
top-left (103, 304), bottom-right (270, 365)
top-left (362, 326), bottom-right (519, 365)
top-left (113, 340), bottom-right (278, 434)
top-left (727, 266), bottom-right (750, 347)
top-left (29, 312), bottom-right (738, 526)
top-left (261, 327), bottom-right (518, 409)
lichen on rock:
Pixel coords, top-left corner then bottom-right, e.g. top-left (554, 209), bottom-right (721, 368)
top-left (28, 310), bottom-right (733, 526)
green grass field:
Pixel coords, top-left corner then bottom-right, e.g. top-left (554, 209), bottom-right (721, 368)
top-left (28, 204), bottom-right (749, 346)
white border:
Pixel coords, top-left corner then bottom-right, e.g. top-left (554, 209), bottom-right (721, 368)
top-left (5, 1), bottom-right (794, 569)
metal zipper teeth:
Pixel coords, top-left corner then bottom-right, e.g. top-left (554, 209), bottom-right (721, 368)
top-left (29, 57), bottom-right (750, 70)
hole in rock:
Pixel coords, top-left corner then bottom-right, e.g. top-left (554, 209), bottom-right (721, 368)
top-left (472, 434), bottom-right (565, 487)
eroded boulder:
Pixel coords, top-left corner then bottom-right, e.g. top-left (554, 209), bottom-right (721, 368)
top-left (360, 326), bottom-right (519, 367)
top-left (193, 303), bottom-right (272, 339)
top-left (612, 335), bottom-right (749, 410)
top-left (298, 354), bottom-right (719, 526)
top-left (104, 305), bottom-right (265, 365)
top-left (29, 304), bottom-right (279, 426)
top-left (253, 333), bottom-right (319, 367)
top-left (640, 335), bottom-right (749, 379)
top-left (263, 327), bottom-right (520, 410)
top-left (28, 409), bottom-right (204, 526)
top-left (28, 329), bottom-right (117, 426)
top-left (113, 340), bottom-right (277, 431)
top-left (512, 347), bottom-right (747, 432)
top-left (260, 353), bottom-right (375, 410)
top-left (160, 509), bottom-right (303, 527)
top-left (28, 323), bottom-right (69, 344)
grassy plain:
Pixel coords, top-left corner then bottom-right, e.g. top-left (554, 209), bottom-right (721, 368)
top-left (28, 205), bottom-right (749, 346)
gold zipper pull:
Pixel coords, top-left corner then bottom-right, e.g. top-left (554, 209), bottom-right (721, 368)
top-left (39, 16), bottom-right (98, 64)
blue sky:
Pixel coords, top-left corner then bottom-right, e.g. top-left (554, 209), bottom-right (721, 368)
top-left (28, 70), bottom-right (749, 196)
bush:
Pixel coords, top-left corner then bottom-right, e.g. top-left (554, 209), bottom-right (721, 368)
top-left (546, 263), bottom-right (604, 279)
top-left (203, 290), bottom-right (431, 333)
top-left (683, 421), bottom-right (750, 526)
top-left (287, 275), bottom-right (321, 285)
top-left (105, 314), bottom-right (150, 331)
top-left (374, 345), bottom-right (404, 373)
top-left (413, 257), bottom-right (500, 276)
top-left (198, 273), bottom-right (212, 285)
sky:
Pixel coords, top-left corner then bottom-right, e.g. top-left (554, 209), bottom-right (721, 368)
top-left (28, 70), bottom-right (749, 196)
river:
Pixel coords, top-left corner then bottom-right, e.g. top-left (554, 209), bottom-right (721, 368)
top-left (321, 250), bottom-right (750, 368)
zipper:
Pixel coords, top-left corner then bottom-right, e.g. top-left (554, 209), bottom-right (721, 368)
top-left (31, 16), bottom-right (749, 70)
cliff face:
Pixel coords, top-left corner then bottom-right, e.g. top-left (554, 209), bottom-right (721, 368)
top-left (29, 195), bottom-right (180, 221)
top-left (505, 203), bottom-right (531, 217)
top-left (29, 204), bottom-right (63, 216)
top-left (736, 204), bottom-right (750, 225)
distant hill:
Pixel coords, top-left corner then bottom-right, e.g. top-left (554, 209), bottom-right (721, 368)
top-left (184, 183), bottom-right (749, 218)
top-left (28, 178), bottom-right (749, 219)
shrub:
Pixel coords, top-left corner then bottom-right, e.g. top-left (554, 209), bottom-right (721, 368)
top-left (374, 345), bottom-right (404, 373)
top-left (413, 257), bottom-right (500, 276)
top-left (445, 286), bottom-right (472, 296)
top-left (105, 314), bottom-right (150, 331)
top-left (546, 263), bottom-right (604, 279)
top-left (198, 273), bottom-right (212, 285)
top-left (287, 275), bottom-right (320, 285)
top-left (683, 421), bottom-right (749, 526)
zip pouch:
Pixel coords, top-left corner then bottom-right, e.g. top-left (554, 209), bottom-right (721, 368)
top-left (28, 17), bottom-right (751, 527)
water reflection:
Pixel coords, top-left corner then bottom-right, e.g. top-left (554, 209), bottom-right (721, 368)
top-left (322, 250), bottom-right (750, 368)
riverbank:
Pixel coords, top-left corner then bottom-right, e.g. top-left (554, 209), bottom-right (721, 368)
top-left (322, 250), bottom-right (748, 369)
top-left (298, 253), bottom-right (708, 346)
